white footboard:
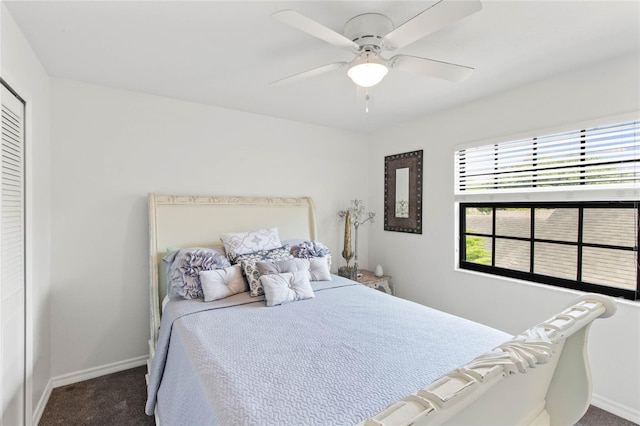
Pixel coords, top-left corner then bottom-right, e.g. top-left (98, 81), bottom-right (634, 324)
top-left (362, 294), bottom-right (616, 426)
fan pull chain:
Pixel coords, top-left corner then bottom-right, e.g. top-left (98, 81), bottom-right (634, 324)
top-left (365, 89), bottom-right (370, 113)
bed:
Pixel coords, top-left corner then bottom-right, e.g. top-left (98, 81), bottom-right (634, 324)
top-left (145, 193), bottom-right (616, 425)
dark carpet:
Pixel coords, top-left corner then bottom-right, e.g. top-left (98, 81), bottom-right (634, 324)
top-left (39, 366), bottom-right (154, 426)
top-left (575, 405), bottom-right (638, 426)
top-left (39, 366), bottom-right (637, 425)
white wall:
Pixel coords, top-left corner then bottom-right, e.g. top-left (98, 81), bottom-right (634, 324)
top-left (1, 3), bottom-right (52, 422)
top-left (367, 52), bottom-right (640, 422)
top-left (49, 78), bottom-right (368, 378)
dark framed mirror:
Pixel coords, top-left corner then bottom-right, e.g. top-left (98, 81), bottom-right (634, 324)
top-left (384, 150), bottom-right (423, 234)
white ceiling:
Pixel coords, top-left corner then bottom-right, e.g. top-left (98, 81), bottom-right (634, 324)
top-left (4, 0), bottom-right (640, 133)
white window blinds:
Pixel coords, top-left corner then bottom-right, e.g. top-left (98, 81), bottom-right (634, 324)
top-left (455, 120), bottom-right (640, 193)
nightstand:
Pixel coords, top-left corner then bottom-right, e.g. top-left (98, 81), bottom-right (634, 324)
top-left (357, 269), bottom-right (393, 295)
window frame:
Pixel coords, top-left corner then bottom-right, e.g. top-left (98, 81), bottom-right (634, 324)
top-left (459, 201), bottom-right (639, 301)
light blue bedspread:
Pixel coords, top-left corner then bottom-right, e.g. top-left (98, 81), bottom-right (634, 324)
top-left (146, 275), bottom-right (510, 425)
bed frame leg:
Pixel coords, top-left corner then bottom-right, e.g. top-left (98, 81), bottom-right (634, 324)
top-left (545, 325), bottom-right (592, 426)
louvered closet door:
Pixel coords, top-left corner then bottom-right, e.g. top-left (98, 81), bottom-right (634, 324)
top-left (1, 85), bottom-right (25, 426)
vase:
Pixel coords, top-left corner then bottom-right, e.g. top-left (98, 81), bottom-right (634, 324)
top-left (375, 264), bottom-right (384, 277)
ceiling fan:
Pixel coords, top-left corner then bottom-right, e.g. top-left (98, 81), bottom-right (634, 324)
top-left (270, 0), bottom-right (482, 88)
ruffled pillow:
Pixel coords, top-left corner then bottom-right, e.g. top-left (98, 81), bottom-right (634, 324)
top-left (291, 240), bottom-right (330, 258)
top-left (164, 248), bottom-right (231, 299)
top-left (260, 271), bottom-right (315, 307)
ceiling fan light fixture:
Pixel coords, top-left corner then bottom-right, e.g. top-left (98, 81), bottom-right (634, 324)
top-left (347, 52), bottom-right (388, 87)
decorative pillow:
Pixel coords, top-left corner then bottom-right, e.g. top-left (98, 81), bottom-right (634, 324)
top-left (166, 245), bottom-right (226, 259)
top-left (291, 240), bottom-right (332, 268)
top-left (163, 248), bottom-right (231, 299)
top-left (281, 238), bottom-right (306, 248)
top-left (256, 257), bottom-right (310, 276)
top-left (235, 245), bottom-right (293, 297)
top-left (256, 256), bottom-right (331, 282)
top-left (220, 227), bottom-right (282, 261)
top-left (307, 256), bottom-right (332, 281)
top-left (260, 271), bottom-right (315, 307)
top-left (291, 240), bottom-right (330, 258)
top-left (199, 264), bottom-right (246, 302)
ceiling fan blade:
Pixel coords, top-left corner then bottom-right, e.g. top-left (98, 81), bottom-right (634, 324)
top-left (270, 62), bottom-right (348, 87)
top-left (383, 0), bottom-right (482, 50)
top-left (272, 10), bottom-right (358, 50)
top-left (391, 55), bottom-right (474, 82)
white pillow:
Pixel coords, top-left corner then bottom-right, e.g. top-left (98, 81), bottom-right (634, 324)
top-left (220, 227), bottom-right (282, 260)
top-left (256, 256), bottom-right (332, 282)
top-left (260, 271), bottom-right (315, 307)
top-left (199, 265), bottom-right (247, 302)
top-left (308, 256), bottom-right (332, 281)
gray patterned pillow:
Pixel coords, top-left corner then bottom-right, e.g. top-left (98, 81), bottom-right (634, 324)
top-left (220, 227), bottom-right (282, 261)
top-left (236, 245), bottom-right (293, 297)
top-left (163, 248), bottom-right (231, 299)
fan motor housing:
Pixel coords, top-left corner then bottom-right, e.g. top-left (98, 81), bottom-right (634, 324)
top-left (344, 13), bottom-right (394, 49)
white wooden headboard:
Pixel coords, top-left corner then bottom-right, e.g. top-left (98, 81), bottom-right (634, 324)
top-left (147, 194), bottom-right (317, 353)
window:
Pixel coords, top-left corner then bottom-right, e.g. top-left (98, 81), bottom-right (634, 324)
top-left (460, 202), bottom-right (638, 300)
top-left (455, 120), bottom-right (639, 300)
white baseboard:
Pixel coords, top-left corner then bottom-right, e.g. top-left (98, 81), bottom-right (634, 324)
top-left (32, 378), bottom-right (53, 426)
top-left (50, 355), bottom-right (148, 389)
top-left (592, 393), bottom-right (640, 425)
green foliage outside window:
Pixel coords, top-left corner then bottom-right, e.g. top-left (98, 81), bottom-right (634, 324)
top-left (466, 233), bottom-right (491, 265)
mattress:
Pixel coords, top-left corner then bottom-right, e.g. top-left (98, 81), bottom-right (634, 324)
top-left (146, 275), bottom-right (510, 425)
